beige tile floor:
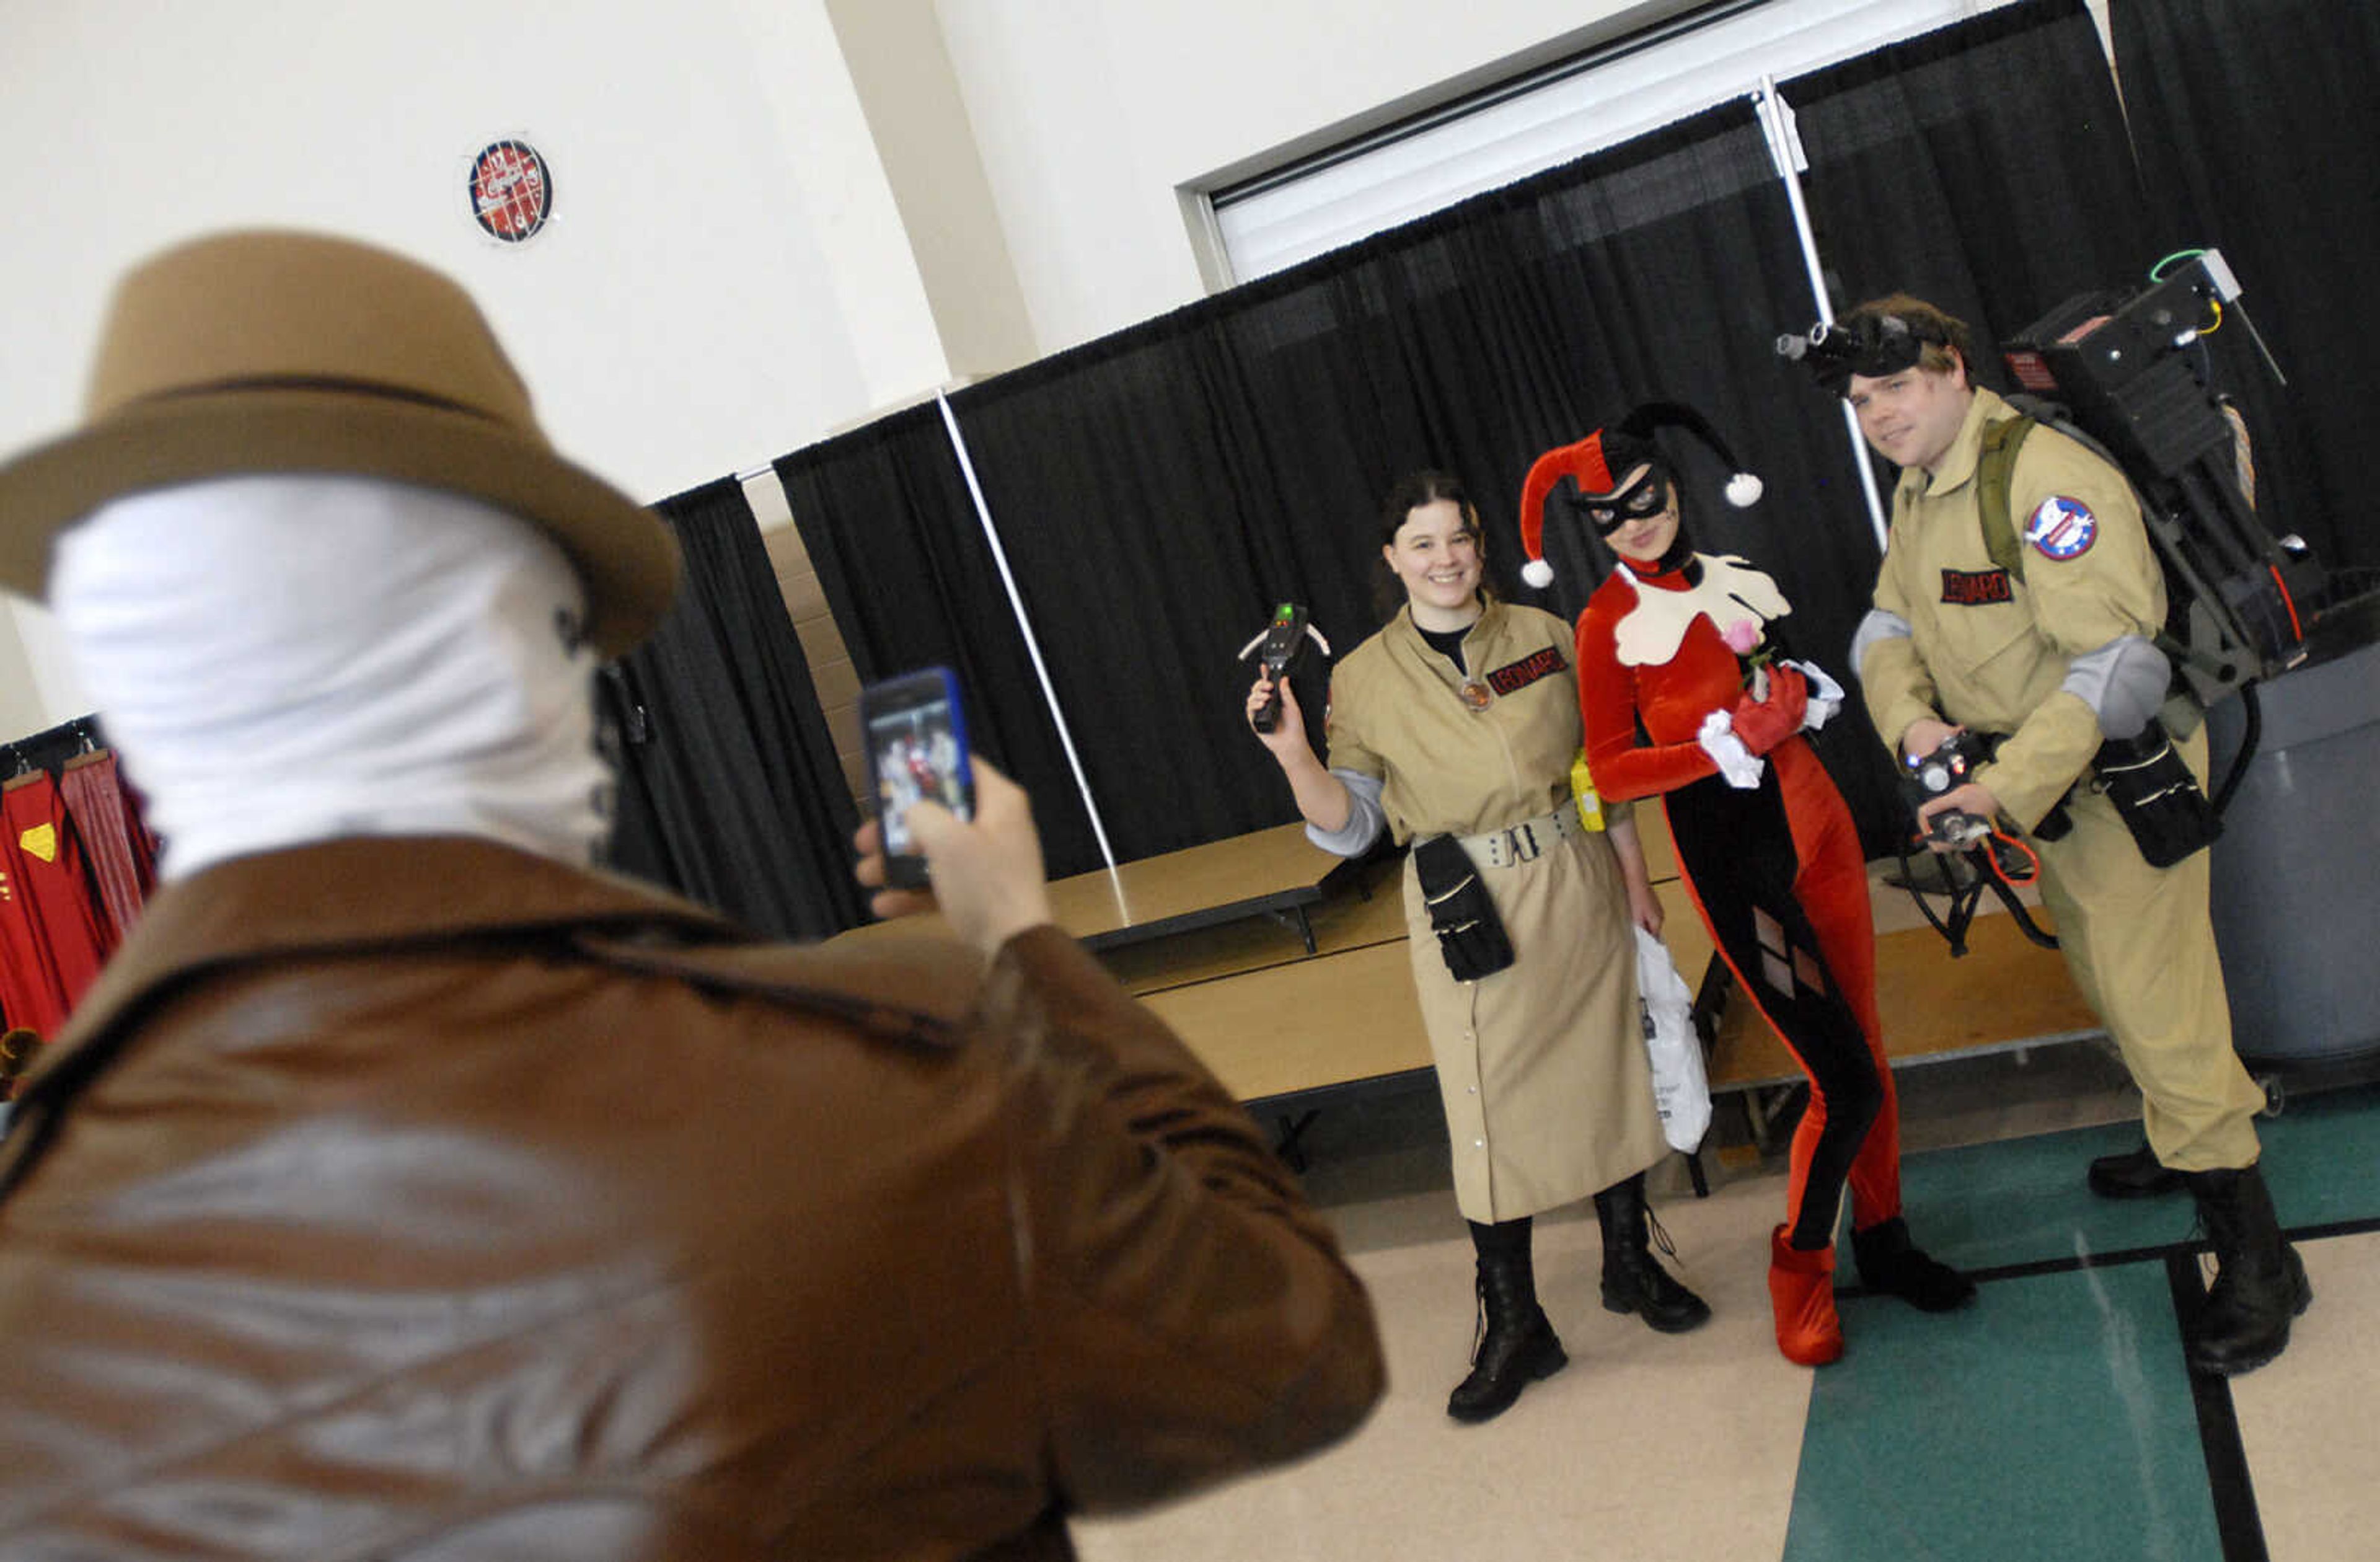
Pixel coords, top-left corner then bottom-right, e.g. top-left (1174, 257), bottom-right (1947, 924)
top-left (2229, 1231), bottom-right (2380, 1562)
top-left (1075, 1042), bottom-right (2176, 1562)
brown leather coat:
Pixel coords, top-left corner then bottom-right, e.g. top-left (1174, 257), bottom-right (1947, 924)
top-left (0, 837), bottom-right (1384, 1560)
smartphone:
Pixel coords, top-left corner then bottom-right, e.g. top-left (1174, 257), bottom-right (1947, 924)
top-left (860, 666), bottom-right (976, 890)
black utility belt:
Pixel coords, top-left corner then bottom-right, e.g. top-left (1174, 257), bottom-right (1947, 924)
top-left (2028, 721), bottom-right (2219, 867)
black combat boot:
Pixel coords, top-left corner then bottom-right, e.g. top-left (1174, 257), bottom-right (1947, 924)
top-left (1447, 1220), bottom-right (1567, 1423)
top-left (2184, 1165), bottom-right (2312, 1377)
top-left (2088, 1141), bottom-right (2187, 1199)
top-left (1851, 1215), bottom-right (1977, 1312)
top-left (1593, 1173), bottom-right (1712, 1334)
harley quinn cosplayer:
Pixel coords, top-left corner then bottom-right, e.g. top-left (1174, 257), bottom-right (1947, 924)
top-left (1520, 404), bottom-right (1973, 1364)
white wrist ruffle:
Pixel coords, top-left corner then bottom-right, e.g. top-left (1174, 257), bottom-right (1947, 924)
top-left (1786, 658), bottom-right (1846, 732)
top-left (1697, 709), bottom-right (1765, 789)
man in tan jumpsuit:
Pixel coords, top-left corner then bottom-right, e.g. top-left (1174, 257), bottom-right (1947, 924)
top-left (1829, 293), bottom-right (2309, 1377)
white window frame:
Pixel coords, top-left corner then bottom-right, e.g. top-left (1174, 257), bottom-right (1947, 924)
top-left (1197, 0), bottom-right (1986, 288)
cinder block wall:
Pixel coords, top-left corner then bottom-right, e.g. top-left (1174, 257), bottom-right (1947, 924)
top-left (759, 522), bottom-right (869, 809)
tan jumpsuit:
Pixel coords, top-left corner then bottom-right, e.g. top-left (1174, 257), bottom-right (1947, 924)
top-left (1860, 387), bottom-right (2265, 1170)
top-left (1327, 598), bottom-right (1667, 1220)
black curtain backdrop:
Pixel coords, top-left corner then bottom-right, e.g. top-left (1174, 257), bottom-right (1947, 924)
top-left (602, 477), bottom-right (865, 938)
top-left (773, 404), bottom-right (1105, 876)
top-left (767, 0), bottom-right (2338, 868)
top-left (947, 100), bottom-right (1900, 860)
top-left (1786, 0), bottom-right (2153, 348)
top-left (2113, 0), bottom-right (2380, 573)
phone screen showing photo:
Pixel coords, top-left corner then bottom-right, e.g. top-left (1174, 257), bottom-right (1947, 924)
top-left (868, 691), bottom-right (970, 857)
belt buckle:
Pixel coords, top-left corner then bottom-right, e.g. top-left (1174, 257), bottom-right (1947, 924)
top-left (1508, 821), bottom-right (1541, 864)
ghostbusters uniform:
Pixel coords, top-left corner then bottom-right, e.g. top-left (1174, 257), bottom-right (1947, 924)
top-left (1324, 598), bottom-right (1666, 1222)
top-left (1859, 386), bottom-right (2265, 1172)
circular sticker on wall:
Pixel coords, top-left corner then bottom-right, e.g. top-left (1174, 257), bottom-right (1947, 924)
top-left (467, 139), bottom-right (554, 244)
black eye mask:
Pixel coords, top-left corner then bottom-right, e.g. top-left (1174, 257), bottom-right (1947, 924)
top-left (1570, 466), bottom-right (1671, 536)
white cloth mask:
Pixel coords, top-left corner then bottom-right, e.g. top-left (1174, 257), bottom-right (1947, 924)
top-left (51, 474), bottom-right (611, 881)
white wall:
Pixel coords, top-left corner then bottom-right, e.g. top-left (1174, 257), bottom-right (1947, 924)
top-left (0, 0), bottom-right (949, 730)
top-left (931, 0), bottom-right (2113, 357)
top-left (0, 1), bottom-right (910, 502)
top-left (0, 0), bottom-right (2112, 734)
top-left (933, 0), bottom-right (1694, 356)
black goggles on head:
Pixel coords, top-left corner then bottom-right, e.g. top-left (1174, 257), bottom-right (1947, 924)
top-left (1568, 466), bottom-right (1672, 536)
top-left (1776, 314), bottom-right (1934, 395)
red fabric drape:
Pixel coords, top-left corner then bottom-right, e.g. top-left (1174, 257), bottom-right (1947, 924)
top-left (0, 772), bottom-right (110, 1035)
top-left (61, 750), bottom-right (160, 943)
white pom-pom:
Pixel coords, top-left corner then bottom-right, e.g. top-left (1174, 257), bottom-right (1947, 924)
top-left (1521, 558), bottom-right (1555, 588)
top-left (1726, 472), bottom-right (1764, 508)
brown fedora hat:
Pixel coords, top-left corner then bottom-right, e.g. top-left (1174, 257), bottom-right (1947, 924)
top-left (0, 229), bottom-right (679, 656)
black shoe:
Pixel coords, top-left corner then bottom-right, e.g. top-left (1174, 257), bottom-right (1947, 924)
top-left (1446, 1303), bottom-right (1567, 1423)
top-left (2185, 1166), bottom-right (2313, 1377)
top-left (1851, 1216), bottom-right (1977, 1312)
top-left (1447, 1254), bottom-right (1568, 1423)
top-left (2089, 1141), bottom-right (2187, 1200)
top-left (1594, 1173), bottom-right (1712, 1334)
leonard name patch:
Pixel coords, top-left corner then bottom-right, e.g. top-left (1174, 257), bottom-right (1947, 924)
top-left (1940, 567), bottom-right (2014, 606)
top-left (1486, 646), bottom-right (1567, 695)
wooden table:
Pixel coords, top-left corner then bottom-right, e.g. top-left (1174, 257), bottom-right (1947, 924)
top-left (1045, 821), bottom-right (1349, 954)
top-left (835, 811), bottom-right (2107, 1180)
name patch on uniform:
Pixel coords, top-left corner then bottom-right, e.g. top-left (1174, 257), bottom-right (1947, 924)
top-left (1486, 646), bottom-right (1567, 695)
top-left (2024, 496), bottom-right (2098, 560)
top-left (1939, 567), bottom-right (2014, 606)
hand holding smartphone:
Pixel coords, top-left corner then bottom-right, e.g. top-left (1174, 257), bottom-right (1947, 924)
top-left (861, 667), bottom-right (976, 890)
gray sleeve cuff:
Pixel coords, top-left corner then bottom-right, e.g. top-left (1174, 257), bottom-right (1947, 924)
top-left (1849, 608), bottom-right (1912, 684)
top-left (1305, 769), bottom-right (1386, 857)
top-left (2060, 634), bottom-right (2169, 739)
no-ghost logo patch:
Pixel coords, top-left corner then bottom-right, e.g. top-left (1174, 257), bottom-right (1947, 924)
top-left (2024, 496), bottom-right (2097, 561)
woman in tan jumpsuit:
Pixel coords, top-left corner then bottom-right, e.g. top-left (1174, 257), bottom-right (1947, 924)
top-left (1247, 470), bottom-right (1708, 1425)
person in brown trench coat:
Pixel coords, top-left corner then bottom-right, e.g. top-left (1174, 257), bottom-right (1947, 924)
top-left (1248, 469), bottom-right (1711, 1427)
top-left (0, 230), bottom-right (1385, 1560)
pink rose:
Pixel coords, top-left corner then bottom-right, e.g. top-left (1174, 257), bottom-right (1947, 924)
top-left (1721, 618), bottom-right (1762, 656)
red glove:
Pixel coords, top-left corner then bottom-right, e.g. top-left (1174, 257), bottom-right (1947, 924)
top-left (1729, 663), bottom-right (1810, 756)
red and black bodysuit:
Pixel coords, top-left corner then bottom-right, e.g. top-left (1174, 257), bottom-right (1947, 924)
top-left (1574, 554), bottom-right (1900, 1253)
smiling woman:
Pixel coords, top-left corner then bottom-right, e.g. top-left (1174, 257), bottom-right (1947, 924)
top-left (1243, 467), bottom-right (1710, 1426)
top-left (1378, 495), bottom-right (1484, 629)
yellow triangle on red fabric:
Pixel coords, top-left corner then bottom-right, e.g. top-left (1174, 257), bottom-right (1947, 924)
top-left (18, 824), bottom-right (56, 864)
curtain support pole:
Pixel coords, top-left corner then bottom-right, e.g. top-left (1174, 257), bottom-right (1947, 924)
top-left (935, 392), bottom-right (1119, 871)
top-left (1753, 75), bottom-right (1890, 553)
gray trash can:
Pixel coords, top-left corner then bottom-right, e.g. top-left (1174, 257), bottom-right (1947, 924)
top-left (2205, 624), bottom-right (2380, 1067)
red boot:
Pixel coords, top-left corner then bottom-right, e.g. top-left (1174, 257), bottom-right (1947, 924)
top-left (1768, 1225), bottom-right (1844, 1366)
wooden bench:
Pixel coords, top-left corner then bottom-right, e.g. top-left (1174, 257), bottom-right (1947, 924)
top-left (835, 813), bottom-right (2105, 1178)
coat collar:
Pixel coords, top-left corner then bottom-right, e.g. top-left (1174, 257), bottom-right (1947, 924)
top-left (22, 836), bottom-right (736, 1095)
top-left (1907, 386), bottom-right (2016, 501)
top-left (1390, 594), bottom-right (1507, 650)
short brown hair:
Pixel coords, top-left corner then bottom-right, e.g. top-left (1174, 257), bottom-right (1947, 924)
top-left (1844, 293), bottom-right (1972, 376)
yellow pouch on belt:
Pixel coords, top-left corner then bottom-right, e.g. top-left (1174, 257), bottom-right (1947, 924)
top-left (1570, 749), bottom-right (1606, 832)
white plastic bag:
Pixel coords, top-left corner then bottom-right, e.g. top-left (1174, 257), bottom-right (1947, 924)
top-left (1634, 926), bottom-right (1712, 1154)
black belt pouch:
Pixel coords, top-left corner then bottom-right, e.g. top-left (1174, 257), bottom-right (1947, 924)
top-left (1413, 835), bottom-right (1515, 982)
top-left (2093, 723), bottom-right (2220, 868)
